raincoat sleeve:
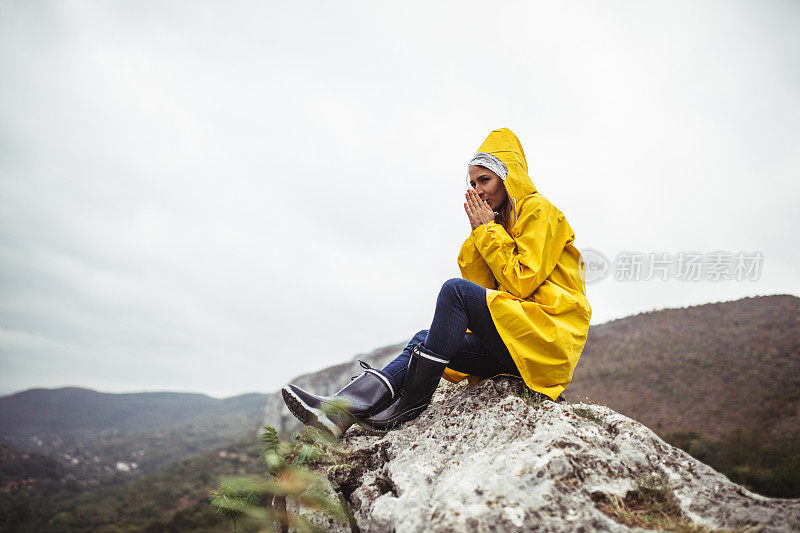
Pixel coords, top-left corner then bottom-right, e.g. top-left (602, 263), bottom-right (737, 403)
top-left (457, 238), bottom-right (498, 290)
top-left (469, 195), bottom-right (573, 300)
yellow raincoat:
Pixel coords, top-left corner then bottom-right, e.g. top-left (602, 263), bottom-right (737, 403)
top-left (441, 128), bottom-right (592, 400)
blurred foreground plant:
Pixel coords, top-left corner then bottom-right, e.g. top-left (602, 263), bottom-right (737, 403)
top-left (210, 403), bottom-right (353, 533)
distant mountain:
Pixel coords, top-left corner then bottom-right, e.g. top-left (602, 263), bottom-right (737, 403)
top-left (0, 387), bottom-right (267, 437)
top-left (0, 388), bottom-right (269, 479)
top-left (568, 293), bottom-right (800, 443)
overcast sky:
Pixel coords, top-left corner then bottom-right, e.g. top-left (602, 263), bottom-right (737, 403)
top-left (1, 1), bottom-right (798, 398)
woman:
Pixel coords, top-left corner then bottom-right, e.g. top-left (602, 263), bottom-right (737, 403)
top-left (282, 127), bottom-right (592, 438)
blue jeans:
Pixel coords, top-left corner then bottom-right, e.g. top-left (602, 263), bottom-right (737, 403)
top-left (379, 278), bottom-right (521, 390)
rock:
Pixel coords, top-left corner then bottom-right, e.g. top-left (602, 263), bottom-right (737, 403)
top-left (324, 377), bottom-right (800, 533)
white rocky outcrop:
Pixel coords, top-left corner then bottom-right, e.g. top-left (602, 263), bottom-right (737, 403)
top-left (313, 377), bottom-right (800, 532)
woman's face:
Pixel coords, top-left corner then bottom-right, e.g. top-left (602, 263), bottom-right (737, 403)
top-left (468, 165), bottom-right (508, 212)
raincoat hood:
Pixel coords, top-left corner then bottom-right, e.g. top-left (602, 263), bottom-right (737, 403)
top-left (473, 128), bottom-right (538, 212)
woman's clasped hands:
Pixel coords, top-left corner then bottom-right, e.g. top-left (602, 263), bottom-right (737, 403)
top-left (464, 189), bottom-right (495, 231)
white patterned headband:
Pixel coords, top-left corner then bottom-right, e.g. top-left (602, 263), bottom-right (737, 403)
top-left (468, 152), bottom-right (509, 181)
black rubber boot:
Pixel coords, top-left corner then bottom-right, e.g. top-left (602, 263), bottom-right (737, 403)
top-left (358, 344), bottom-right (448, 433)
top-left (281, 361), bottom-right (396, 439)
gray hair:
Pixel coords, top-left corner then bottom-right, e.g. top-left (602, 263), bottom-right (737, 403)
top-left (467, 152), bottom-right (509, 181)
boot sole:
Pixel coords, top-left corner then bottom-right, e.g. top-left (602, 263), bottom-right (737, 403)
top-left (353, 417), bottom-right (390, 435)
top-left (281, 386), bottom-right (344, 439)
top-left (355, 404), bottom-right (427, 435)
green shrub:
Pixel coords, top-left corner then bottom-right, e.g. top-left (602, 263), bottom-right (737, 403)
top-left (210, 420), bottom-right (351, 532)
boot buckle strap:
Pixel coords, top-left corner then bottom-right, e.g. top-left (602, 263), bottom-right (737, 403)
top-left (365, 369), bottom-right (396, 398)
